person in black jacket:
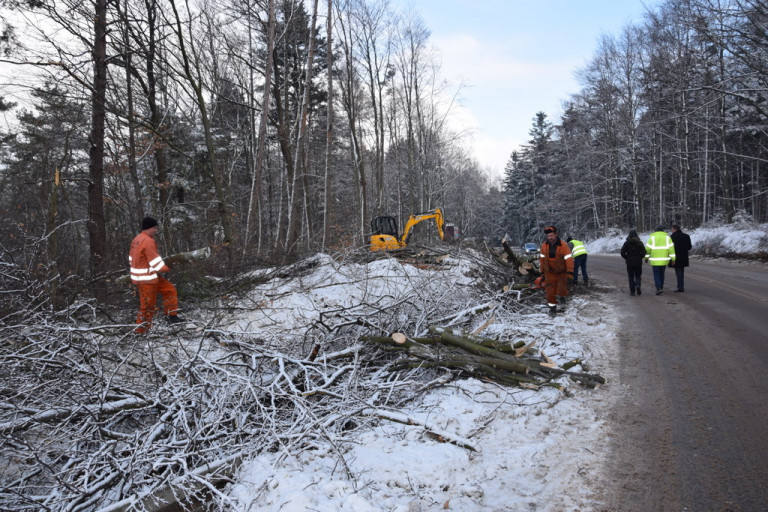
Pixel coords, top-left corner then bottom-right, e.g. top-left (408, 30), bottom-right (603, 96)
top-left (670, 224), bottom-right (693, 292)
top-left (620, 229), bottom-right (646, 296)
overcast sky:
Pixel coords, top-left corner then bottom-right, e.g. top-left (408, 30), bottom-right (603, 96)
top-left (389, 0), bottom-right (661, 178)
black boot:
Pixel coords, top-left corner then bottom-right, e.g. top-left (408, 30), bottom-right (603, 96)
top-left (549, 305), bottom-right (557, 316)
top-left (166, 314), bottom-right (184, 324)
top-left (636, 286), bottom-right (641, 295)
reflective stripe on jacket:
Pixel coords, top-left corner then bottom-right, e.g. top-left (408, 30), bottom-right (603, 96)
top-left (570, 240), bottom-right (587, 257)
top-left (539, 239), bottom-right (574, 274)
top-left (129, 232), bottom-right (168, 283)
top-left (645, 231), bottom-right (676, 266)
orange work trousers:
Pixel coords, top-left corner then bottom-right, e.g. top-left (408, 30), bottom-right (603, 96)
top-left (543, 271), bottom-right (568, 307)
top-left (134, 276), bottom-right (178, 333)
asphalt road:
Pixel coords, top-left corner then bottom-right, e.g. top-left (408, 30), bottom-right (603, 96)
top-left (589, 254), bottom-right (768, 512)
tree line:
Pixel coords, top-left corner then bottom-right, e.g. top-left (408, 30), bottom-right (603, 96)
top-left (504, 0), bottom-right (768, 244)
top-left (0, 0), bottom-right (502, 309)
top-left (1, 0), bottom-right (767, 310)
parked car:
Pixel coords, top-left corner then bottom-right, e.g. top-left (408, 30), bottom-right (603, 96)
top-left (522, 242), bottom-right (538, 255)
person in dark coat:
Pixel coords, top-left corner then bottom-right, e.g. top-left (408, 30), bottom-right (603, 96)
top-left (620, 229), bottom-right (646, 296)
top-left (670, 224), bottom-right (692, 292)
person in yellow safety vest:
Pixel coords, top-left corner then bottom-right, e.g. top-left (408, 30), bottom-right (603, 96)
top-left (566, 236), bottom-right (589, 286)
top-left (645, 224), bottom-right (676, 295)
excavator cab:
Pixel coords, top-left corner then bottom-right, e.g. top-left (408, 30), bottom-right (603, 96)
top-left (369, 208), bottom-right (445, 251)
top-left (369, 215), bottom-right (402, 251)
top-left (371, 216), bottom-right (399, 238)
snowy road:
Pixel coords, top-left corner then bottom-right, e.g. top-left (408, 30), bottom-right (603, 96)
top-left (590, 255), bottom-right (768, 511)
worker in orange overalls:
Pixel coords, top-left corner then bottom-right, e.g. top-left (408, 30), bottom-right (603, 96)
top-left (129, 217), bottom-right (183, 333)
top-left (539, 225), bottom-right (574, 316)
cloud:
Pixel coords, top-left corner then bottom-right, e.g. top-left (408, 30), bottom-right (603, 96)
top-left (430, 32), bottom-right (583, 174)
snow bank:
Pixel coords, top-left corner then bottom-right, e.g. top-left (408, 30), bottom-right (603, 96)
top-left (588, 222), bottom-right (768, 255)
top-left (223, 250), bottom-right (620, 511)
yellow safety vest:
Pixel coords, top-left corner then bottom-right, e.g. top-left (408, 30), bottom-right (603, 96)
top-left (570, 240), bottom-right (587, 257)
top-left (645, 231), bottom-right (676, 266)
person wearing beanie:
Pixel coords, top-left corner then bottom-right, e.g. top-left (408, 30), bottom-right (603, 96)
top-left (128, 217), bottom-right (183, 333)
top-left (645, 224), bottom-right (676, 295)
top-left (620, 228), bottom-right (646, 296)
top-left (670, 224), bottom-right (692, 292)
top-left (539, 225), bottom-right (574, 316)
top-left (566, 235), bottom-right (589, 286)
top-left (141, 216), bottom-right (158, 230)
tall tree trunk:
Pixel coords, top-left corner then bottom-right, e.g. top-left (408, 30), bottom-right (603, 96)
top-left (168, 0), bottom-right (234, 247)
top-left (121, 0), bottom-right (144, 226)
top-left (337, 5), bottom-right (368, 243)
top-left (144, 0), bottom-right (168, 221)
top-left (88, 0), bottom-right (108, 299)
top-left (245, 0), bottom-right (275, 256)
top-left (47, 167), bottom-right (60, 307)
top-left (285, 0), bottom-right (320, 257)
top-left (272, 46), bottom-right (293, 252)
top-left (322, 0), bottom-right (334, 249)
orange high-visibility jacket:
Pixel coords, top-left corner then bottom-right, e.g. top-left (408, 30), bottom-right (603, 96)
top-left (129, 232), bottom-right (170, 284)
top-left (539, 239), bottom-right (574, 274)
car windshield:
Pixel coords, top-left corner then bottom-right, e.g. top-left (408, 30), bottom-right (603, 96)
top-left (525, 243), bottom-right (536, 250)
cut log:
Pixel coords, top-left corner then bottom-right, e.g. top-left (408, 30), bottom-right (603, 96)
top-left (501, 239), bottom-right (522, 267)
top-left (391, 332), bottom-right (408, 344)
top-left (362, 328), bottom-right (606, 389)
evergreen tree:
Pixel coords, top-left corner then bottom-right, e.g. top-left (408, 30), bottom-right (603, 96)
top-left (1, 80), bottom-right (90, 276)
top-left (503, 112), bottom-right (556, 243)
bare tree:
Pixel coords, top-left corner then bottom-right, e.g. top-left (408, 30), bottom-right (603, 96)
top-left (166, 0), bottom-right (235, 245)
top-left (335, 0), bottom-right (369, 243)
top-left (351, 0), bottom-right (393, 216)
top-left (322, 0), bottom-right (335, 249)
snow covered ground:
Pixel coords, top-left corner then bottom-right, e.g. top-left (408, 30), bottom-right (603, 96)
top-left (587, 220), bottom-right (768, 257)
top-left (222, 222), bottom-right (766, 512)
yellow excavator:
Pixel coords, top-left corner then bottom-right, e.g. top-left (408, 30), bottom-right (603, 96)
top-left (369, 208), bottom-right (445, 251)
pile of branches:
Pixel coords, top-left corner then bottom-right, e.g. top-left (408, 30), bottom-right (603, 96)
top-left (2, 264), bottom-right (514, 512)
top-left (0, 318), bottom-right (435, 511)
top-left (364, 326), bottom-right (605, 390)
top-left (0, 248), bottom-right (599, 511)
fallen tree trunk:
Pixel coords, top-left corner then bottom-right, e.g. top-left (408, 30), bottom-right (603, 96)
top-left (362, 328), bottom-right (605, 389)
top-left (113, 246), bottom-right (213, 285)
top-left (164, 246), bottom-right (213, 266)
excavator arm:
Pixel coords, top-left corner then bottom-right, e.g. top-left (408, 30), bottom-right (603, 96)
top-left (370, 208), bottom-right (445, 251)
top-left (369, 207), bottom-right (445, 251)
top-left (400, 208), bottom-right (444, 246)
